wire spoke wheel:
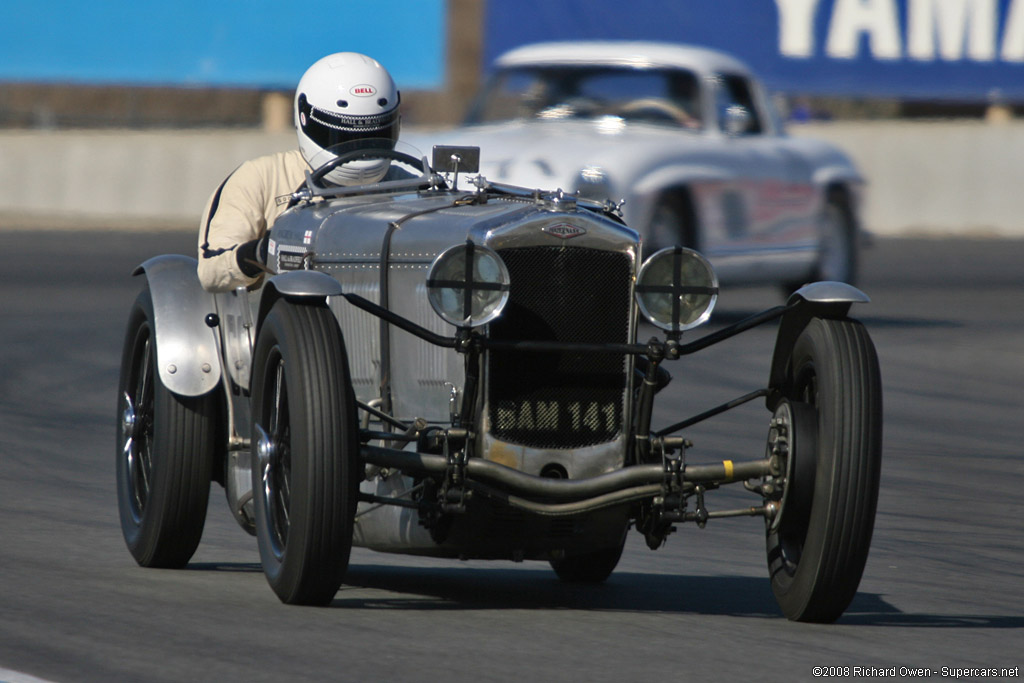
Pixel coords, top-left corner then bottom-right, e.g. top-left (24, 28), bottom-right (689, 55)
top-left (116, 288), bottom-right (215, 568)
top-left (765, 316), bottom-right (882, 622)
top-left (122, 334), bottom-right (155, 522)
top-left (256, 354), bottom-right (293, 559)
top-left (251, 300), bottom-right (359, 605)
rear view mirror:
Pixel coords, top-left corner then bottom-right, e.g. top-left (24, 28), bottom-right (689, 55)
top-left (432, 145), bottom-right (480, 174)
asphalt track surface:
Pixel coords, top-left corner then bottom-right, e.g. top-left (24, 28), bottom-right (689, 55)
top-left (0, 229), bottom-right (1021, 682)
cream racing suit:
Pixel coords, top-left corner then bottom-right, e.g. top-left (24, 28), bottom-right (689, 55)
top-left (197, 149), bottom-right (309, 293)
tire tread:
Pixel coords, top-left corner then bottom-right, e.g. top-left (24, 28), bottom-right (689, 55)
top-left (251, 301), bottom-right (357, 605)
top-left (769, 317), bottom-right (882, 622)
top-left (117, 289), bottom-right (215, 569)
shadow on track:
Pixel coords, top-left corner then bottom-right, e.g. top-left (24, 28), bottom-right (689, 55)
top-left (709, 310), bottom-right (962, 331)
top-left (332, 565), bottom-right (1020, 627)
top-left (337, 566), bottom-right (781, 615)
top-left (185, 562), bottom-right (263, 573)
top-left (178, 563), bottom-right (1022, 627)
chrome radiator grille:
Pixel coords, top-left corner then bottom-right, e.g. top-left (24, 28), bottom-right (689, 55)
top-left (487, 246), bottom-right (631, 449)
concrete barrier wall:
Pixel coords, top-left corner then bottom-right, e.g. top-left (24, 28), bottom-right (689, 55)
top-left (791, 121), bottom-right (1024, 237)
top-left (2, 122), bottom-right (1023, 235)
top-left (0, 129), bottom-right (294, 229)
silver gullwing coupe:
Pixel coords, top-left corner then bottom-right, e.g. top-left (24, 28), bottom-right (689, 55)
top-left (116, 140), bottom-right (882, 622)
top-left (404, 41), bottom-right (865, 291)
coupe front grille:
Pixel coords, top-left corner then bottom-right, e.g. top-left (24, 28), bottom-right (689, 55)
top-left (487, 246), bottom-right (631, 449)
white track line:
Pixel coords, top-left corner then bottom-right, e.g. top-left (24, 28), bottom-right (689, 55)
top-left (0, 668), bottom-right (59, 683)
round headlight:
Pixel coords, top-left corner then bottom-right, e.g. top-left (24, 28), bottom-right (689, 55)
top-left (635, 246), bottom-right (719, 333)
top-left (575, 166), bottom-right (612, 201)
top-left (426, 242), bottom-right (510, 328)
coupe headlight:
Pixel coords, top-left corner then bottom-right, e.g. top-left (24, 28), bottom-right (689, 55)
top-left (635, 246), bottom-right (719, 333)
top-left (575, 166), bottom-right (612, 202)
top-left (426, 242), bottom-right (511, 328)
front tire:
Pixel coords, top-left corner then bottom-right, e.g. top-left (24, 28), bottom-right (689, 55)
top-left (116, 289), bottom-right (215, 568)
top-left (250, 300), bottom-right (359, 605)
top-left (766, 317), bottom-right (882, 622)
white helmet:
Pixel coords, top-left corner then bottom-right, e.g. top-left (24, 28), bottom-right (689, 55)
top-left (294, 52), bottom-right (401, 185)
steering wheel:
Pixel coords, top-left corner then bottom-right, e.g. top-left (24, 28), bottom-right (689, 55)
top-left (536, 96), bottom-right (602, 120)
top-left (308, 147), bottom-right (428, 188)
top-left (617, 98), bottom-right (700, 129)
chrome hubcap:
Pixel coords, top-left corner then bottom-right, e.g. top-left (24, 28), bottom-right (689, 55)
top-left (765, 401), bottom-right (794, 533)
top-left (255, 422), bottom-right (275, 470)
top-left (121, 395), bottom-right (137, 436)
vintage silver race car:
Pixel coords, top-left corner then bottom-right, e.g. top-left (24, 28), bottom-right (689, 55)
top-left (116, 141), bottom-right (882, 623)
top-left (404, 41), bottom-right (865, 291)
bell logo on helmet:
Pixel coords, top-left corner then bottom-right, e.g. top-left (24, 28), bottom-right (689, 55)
top-left (351, 84), bottom-right (377, 97)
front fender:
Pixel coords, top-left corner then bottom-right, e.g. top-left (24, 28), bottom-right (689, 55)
top-left (255, 269), bottom-right (344, 335)
top-left (813, 164), bottom-right (864, 190)
top-left (630, 163), bottom-right (733, 199)
top-left (266, 269), bottom-right (344, 298)
top-left (133, 255), bottom-right (222, 396)
top-left (767, 281), bottom-right (870, 408)
top-left (626, 163), bottom-right (732, 230)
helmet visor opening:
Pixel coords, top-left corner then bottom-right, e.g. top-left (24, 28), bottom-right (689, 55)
top-left (298, 94), bottom-right (400, 150)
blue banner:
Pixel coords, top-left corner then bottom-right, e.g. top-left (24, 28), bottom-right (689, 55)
top-left (0, 0), bottom-right (445, 89)
top-left (484, 0), bottom-right (1024, 102)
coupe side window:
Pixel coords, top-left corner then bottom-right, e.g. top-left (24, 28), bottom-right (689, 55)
top-left (715, 74), bottom-right (763, 135)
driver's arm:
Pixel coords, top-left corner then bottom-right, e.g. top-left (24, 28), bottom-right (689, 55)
top-left (197, 161), bottom-right (267, 293)
top-left (196, 150), bottom-right (307, 293)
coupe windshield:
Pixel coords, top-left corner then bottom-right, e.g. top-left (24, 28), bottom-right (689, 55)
top-left (466, 65), bottom-right (703, 130)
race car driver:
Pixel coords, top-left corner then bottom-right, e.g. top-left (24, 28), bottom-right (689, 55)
top-left (197, 52), bottom-right (403, 292)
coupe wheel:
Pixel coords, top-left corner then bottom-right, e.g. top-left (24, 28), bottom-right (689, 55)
top-left (250, 300), bottom-right (359, 605)
top-left (646, 193), bottom-right (696, 253)
top-left (784, 196), bottom-right (857, 296)
top-left (765, 316), bottom-right (882, 622)
top-left (816, 198), bottom-right (857, 284)
top-left (116, 288), bottom-right (215, 568)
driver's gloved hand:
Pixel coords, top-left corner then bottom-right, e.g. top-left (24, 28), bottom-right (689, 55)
top-left (236, 234), bottom-right (270, 277)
